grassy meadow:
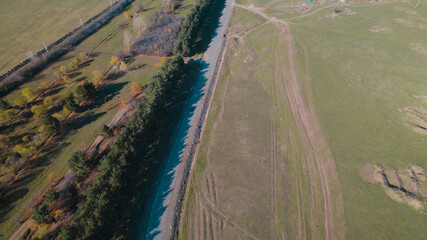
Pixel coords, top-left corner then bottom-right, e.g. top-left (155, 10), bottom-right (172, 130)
top-left (291, 0), bottom-right (427, 238)
top-left (180, 0), bottom-right (427, 239)
top-left (0, 0), bottom-right (111, 73)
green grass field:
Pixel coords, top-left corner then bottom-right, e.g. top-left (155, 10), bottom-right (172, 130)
top-left (179, 5), bottom-right (341, 239)
top-left (0, 0), bottom-right (112, 74)
top-left (180, 0), bottom-right (427, 239)
top-left (0, 0), bottom-right (201, 237)
top-left (291, 0), bottom-right (427, 238)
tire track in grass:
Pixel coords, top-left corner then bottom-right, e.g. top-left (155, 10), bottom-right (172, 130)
top-left (273, 21), bottom-right (325, 239)
top-left (278, 21), bottom-right (345, 240)
top-left (276, 24), bottom-right (325, 239)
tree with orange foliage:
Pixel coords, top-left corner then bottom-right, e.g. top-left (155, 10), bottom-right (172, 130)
top-left (130, 82), bottom-right (143, 96)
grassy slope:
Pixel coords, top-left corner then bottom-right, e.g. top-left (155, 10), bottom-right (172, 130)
top-left (0, 0), bottom-right (110, 73)
top-left (0, 0), bottom-right (199, 237)
top-left (290, 0), bottom-right (427, 239)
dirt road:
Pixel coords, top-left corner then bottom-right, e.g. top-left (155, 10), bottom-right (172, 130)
top-left (278, 21), bottom-right (345, 240)
top-left (237, 3), bottom-right (345, 238)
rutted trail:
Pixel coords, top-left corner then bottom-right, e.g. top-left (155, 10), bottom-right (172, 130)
top-left (236, 4), bottom-right (345, 239)
top-left (277, 20), bottom-right (345, 240)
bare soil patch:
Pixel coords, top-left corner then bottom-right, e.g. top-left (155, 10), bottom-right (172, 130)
top-left (373, 165), bottom-right (427, 210)
top-left (406, 9), bottom-right (417, 15)
top-left (326, 12), bottom-right (339, 18)
top-left (410, 43), bottom-right (427, 54)
top-left (370, 25), bottom-right (391, 32)
top-left (399, 106), bottom-right (427, 134)
top-left (358, 163), bottom-right (376, 184)
top-left (344, 8), bottom-right (357, 15)
top-left (395, 18), bottom-right (413, 25)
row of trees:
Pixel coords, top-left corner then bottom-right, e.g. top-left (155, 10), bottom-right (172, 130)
top-left (59, 56), bottom-right (187, 239)
top-left (172, 0), bottom-right (216, 56)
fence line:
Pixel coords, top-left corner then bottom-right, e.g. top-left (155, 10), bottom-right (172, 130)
top-left (0, 0), bottom-right (123, 82)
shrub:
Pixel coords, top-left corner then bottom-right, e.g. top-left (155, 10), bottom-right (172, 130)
top-left (92, 70), bottom-right (104, 82)
top-left (110, 56), bottom-right (120, 66)
top-left (100, 125), bottom-right (113, 138)
top-left (0, 99), bottom-right (11, 110)
top-left (123, 11), bottom-right (131, 19)
top-left (13, 98), bottom-right (26, 108)
top-left (44, 190), bottom-right (59, 203)
top-left (41, 115), bottom-right (60, 133)
top-left (31, 104), bottom-right (48, 117)
top-left (33, 204), bottom-right (50, 224)
top-left (68, 151), bottom-right (91, 176)
top-left (64, 93), bottom-right (79, 112)
top-left (22, 88), bottom-right (36, 100)
top-left (76, 81), bottom-right (96, 102)
top-left (130, 82), bottom-right (143, 96)
top-left (22, 135), bottom-right (31, 142)
top-left (0, 109), bottom-right (17, 123)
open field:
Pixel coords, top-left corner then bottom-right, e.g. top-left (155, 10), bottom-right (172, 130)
top-left (290, 0), bottom-right (427, 238)
top-left (0, 0), bottom-right (199, 237)
top-left (0, 0), bottom-right (111, 74)
top-left (179, 0), bottom-right (427, 239)
top-left (179, 5), bottom-right (344, 239)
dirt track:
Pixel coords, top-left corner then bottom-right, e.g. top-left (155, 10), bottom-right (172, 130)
top-left (234, 5), bottom-right (345, 238)
top-left (278, 21), bottom-right (345, 240)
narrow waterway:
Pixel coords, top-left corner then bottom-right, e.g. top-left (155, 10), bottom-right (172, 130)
top-left (140, 0), bottom-right (234, 239)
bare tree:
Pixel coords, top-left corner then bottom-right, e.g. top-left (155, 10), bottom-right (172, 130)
top-left (123, 30), bottom-right (135, 53)
top-left (133, 14), bottom-right (147, 35)
top-left (163, 0), bottom-right (176, 14)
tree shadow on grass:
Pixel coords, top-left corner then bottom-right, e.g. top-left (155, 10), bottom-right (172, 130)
top-left (0, 168), bottom-right (46, 222)
top-left (55, 55), bottom-right (74, 64)
top-left (35, 141), bottom-right (71, 169)
top-left (88, 81), bottom-right (129, 110)
top-left (131, 63), bottom-right (147, 71)
top-left (43, 85), bottom-right (65, 97)
top-left (107, 71), bottom-right (126, 81)
top-left (74, 76), bottom-right (87, 83)
top-left (69, 112), bottom-right (106, 132)
top-left (78, 59), bottom-right (95, 69)
top-left (69, 72), bottom-right (82, 79)
top-left (175, 4), bottom-right (192, 13)
top-left (0, 187), bottom-right (29, 222)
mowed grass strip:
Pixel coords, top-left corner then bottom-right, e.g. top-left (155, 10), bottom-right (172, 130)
top-left (290, 0), bottom-right (427, 239)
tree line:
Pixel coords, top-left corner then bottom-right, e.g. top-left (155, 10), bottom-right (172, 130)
top-left (55, 0), bottom-right (225, 236)
top-left (172, 0), bottom-right (217, 56)
top-left (59, 56), bottom-right (187, 239)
